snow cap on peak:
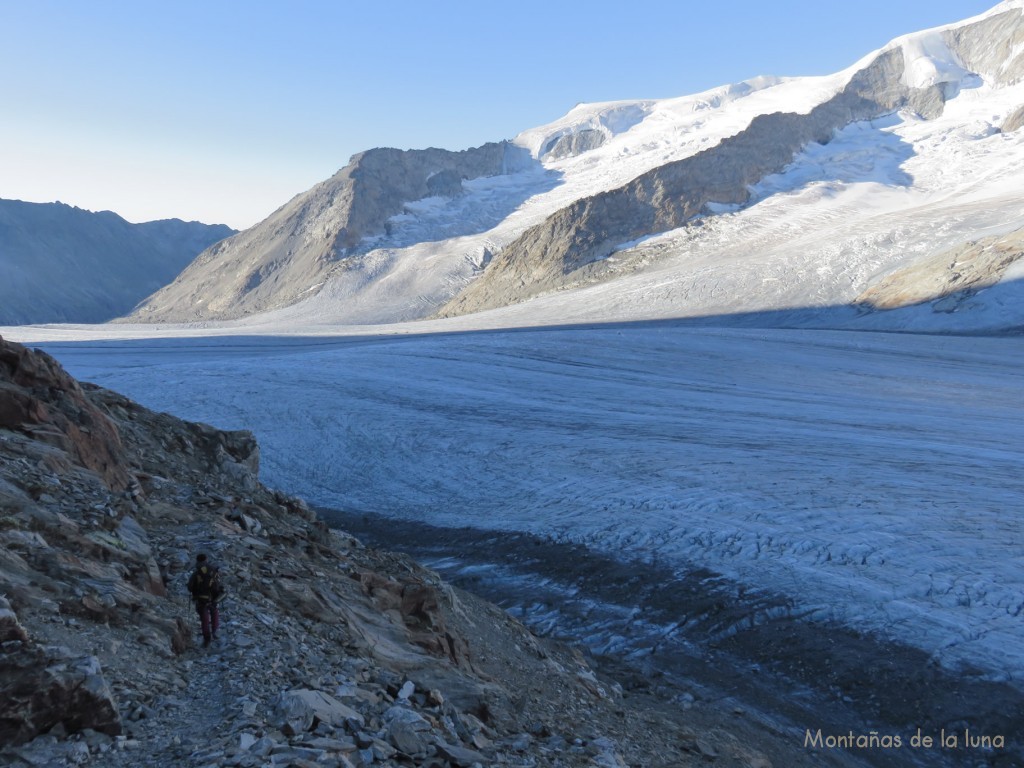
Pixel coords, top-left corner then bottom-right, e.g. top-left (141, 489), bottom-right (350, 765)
top-left (513, 99), bottom-right (654, 160)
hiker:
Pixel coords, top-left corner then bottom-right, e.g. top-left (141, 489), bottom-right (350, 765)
top-left (187, 553), bottom-right (223, 646)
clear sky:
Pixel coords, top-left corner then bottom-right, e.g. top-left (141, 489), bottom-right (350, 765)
top-left (0, 1), bottom-right (999, 229)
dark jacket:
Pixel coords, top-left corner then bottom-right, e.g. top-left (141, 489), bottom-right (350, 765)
top-left (187, 563), bottom-right (222, 602)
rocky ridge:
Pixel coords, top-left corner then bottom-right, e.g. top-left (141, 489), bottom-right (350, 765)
top-left (0, 336), bottom-right (810, 768)
top-left (130, 143), bottom-right (533, 323)
top-left (112, 5), bottom-right (1024, 331)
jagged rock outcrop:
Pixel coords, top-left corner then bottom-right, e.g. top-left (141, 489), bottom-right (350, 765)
top-left (856, 225), bottom-right (1024, 310)
top-left (944, 4), bottom-right (1024, 86)
top-left (0, 200), bottom-right (233, 325)
top-left (130, 143), bottom-right (534, 322)
top-left (522, 101), bottom-right (653, 162)
top-left (0, 338), bottom-right (130, 491)
top-left (540, 128), bottom-right (607, 160)
top-left (4, 335), bottom-right (782, 767)
top-left (438, 6), bottom-right (1024, 318)
top-left (0, 641), bottom-right (122, 744)
top-left (1002, 104), bottom-right (1024, 132)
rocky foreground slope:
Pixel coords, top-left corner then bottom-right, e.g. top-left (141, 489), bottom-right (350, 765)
top-left (0, 336), bottom-right (820, 768)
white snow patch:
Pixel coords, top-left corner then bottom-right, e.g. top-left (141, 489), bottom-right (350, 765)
top-left (899, 31), bottom-right (972, 90)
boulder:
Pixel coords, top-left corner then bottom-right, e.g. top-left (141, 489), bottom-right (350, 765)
top-left (434, 739), bottom-right (488, 766)
top-left (272, 689), bottom-right (364, 736)
top-left (0, 597), bottom-right (29, 644)
top-left (383, 706), bottom-right (433, 756)
top-left (0, 646), bottom-right (120, 745)
top-left (115, 516), bottom-right (152, 559)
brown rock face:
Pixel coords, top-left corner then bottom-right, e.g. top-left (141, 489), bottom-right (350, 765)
top-left (857, 226), bottom-right (1024, 310)
top-left (0, 598), bottom-right (120, 749)
top-left (358, 571), bottom-right (475, 671)
top-left (130, 142), bottom-right (533, 323)
top-left (0, 645), bottom-right (121, 745)
top-left (0, 336), bottom-right (129, 491)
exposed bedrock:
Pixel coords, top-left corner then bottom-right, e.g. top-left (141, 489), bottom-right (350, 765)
top-left (857, 226), bottom-right (1024, 311)
top-left (1002, 104), bottom-right (1024, 133)
top-left (540, 128), bottom-right (607, 161)
top-left (0, 339), bottom-right (130, 492)
top-left (131, 142), bottom-right (534, 322)
top-left (943, 7), bottom-right (1024, 87)
top-left (0, 640), bottom-right (122, 745)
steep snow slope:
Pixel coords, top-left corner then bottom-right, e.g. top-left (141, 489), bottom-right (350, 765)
top-left (236, 81), bottom-right (1024, 335)
top-left (445, 79), bottom-right (1024, 335)
top-left (439, 2), bottom-right (1024, 320)
top-left (0, 200), bottom-right (233, 324)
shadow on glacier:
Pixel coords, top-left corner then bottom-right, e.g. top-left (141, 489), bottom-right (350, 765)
top-left (21, 277), bottom-right (1023, 368)
top-left (524, 275), bottom-right (1024, 337)
top-left (322, 508), bottom-right (1024, 768)
top-left (659, 276), bottom-right (1024, 336)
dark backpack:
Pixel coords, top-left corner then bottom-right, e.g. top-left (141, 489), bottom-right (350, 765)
top-left (189, 563), bottom-right (225, 602)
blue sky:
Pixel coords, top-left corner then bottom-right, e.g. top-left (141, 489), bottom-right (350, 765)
top-left (0, 1), bottom-right (998, 229)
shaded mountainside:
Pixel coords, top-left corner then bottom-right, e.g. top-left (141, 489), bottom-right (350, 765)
top-left (130, 143), bottom-right (533, 323)
top-left (1, 335), bottom-right (831, 768)
top-left (0, 200), bottom-right (233, 325)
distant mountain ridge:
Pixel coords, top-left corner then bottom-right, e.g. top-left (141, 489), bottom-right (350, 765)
top-left (0, 200), bottom-right (234, 325)
top-left (130, 1), bottom-right (1024, 332)
top-left (130, 143), bottom-right (533, 322)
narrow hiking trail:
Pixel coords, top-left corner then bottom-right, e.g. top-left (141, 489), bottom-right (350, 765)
top-left (96, 520), bottom-right (242, 767)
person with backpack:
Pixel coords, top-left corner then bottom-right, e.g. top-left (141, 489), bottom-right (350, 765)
top-left (187, 553), bottom-right (223, 647)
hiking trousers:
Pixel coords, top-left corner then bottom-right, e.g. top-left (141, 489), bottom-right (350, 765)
top-left (195, 599), bottom-right (219, 645)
